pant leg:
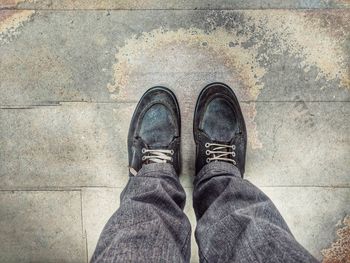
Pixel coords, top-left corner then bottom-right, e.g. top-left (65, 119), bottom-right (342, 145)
top-left (91, 163), bottom-right (191, 263)
top-left (193, 162), bottom-right (318, 263)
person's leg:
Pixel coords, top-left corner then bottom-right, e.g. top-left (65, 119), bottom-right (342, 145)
top-left (91, 163), bottom-right (191, 263)
top-left (193, 83), bottom-right (318, 262)
top-left (193, 162), bottom-right (318, 263)
top-left (91, 87), bottom-right (191, 263)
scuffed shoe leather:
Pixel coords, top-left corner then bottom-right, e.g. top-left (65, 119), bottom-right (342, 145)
top-left (128, 87), bottom-right (181, 176)
top-left (193, 82), bottom-right (247, 176)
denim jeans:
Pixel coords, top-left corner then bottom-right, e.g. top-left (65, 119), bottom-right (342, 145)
top-left (91, 162), bottom-right (318, 263)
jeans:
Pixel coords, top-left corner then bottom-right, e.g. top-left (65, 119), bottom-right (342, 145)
top-left (91, 162), bottom-right (318, 263)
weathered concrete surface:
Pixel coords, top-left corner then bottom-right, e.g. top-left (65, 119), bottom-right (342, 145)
top-left (263, 187), bottom-right (350, 260)
top-left (248, 101), bottom-right (350, 186)
top-left (1, 0), bottom-right (350, 9)
top-left (1, 10), bottom-right (349, 105)
top-left (1, 5), bottom-right (349, 263)
top-left (0, 190), bottom-right (85, 263)
top-left (0, 102), bottom-right (348, 189)
top-left (0, 103), bottom-right (126, 188)
top-left (82, 187), bottom-right (350, 262)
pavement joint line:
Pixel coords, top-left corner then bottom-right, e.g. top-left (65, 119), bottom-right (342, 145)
top-left (0, 8), bottom-right (349, 11)
top-left (0, 101), bottom-right (349, 108)
top-left (0, 185), bottom-right (349, 191)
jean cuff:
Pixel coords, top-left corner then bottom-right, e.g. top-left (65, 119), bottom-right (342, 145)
top-left (137, 163), bottom-right (179, 180)
top-left (195, 161), bottom-right (242, 185)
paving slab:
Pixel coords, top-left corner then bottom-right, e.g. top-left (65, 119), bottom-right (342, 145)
top-left (82, 187), bottom-right (121, 262)
top-left (262, 187), bottom-right (350, 260)
top-left (1, 0), bottom-right (350, 10)
top-left (0, 103), bottom-right (126, 188)
top-left (1, 10), bottom-right (349, 105)
top-left (248, 101), bottom-right (350, 187)
top-left (0, 101), bottom-right (348, 188)
top-left (82, 187), bottom-right (350, 262)
top-left (0, 190), bottom-right (85, 263)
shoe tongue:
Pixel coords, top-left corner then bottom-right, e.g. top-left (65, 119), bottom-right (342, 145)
top-left (146, 136), bottom-right (176, 149)
top-left (201, 130), bottom-right (232, 145)
top-left (139, 104), bottom-right (176, 146)
top-left (148, 143), bottom-right (167, 149)
top-left (200, 98), bottom-right (237, 142)
top-left (141, 134), bottom-right (173, 148)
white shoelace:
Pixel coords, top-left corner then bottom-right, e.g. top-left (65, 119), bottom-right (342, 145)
top-left (205, 143), bottom-right (236, 165)
top-left (141, 148), bottom-right (174, 163)
top-left (129, 148), bottom-right (174, 176)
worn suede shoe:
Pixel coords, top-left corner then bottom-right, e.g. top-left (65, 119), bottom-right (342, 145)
top-left (193, 82), bottom-right (247, 176)
top-left (128, 87), bottom-right (181, 176)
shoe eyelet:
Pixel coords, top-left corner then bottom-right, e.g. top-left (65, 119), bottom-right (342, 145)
top-left (232, 153), bottom-right (236, 157)
top-left (205, 143), bottom-right (210, 148)
top-left (142, 156), bottom-right (146, 161)
top-left (206, 150), bottom-right (210, 155)
top-left (206, 158), bottom-right (210, 163)
top-left (232, 145), bottom-right (236, 150)
top-left (170, 150), bottom-right (174, 155)
top-left (141, 148), bottom-right (146, 153)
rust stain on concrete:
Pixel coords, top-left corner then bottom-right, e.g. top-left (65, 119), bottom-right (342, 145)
top-left (322, 215), bottom-right (350, 263)
top-left (305, 10), bottom-right (350, 39)
top-left (246, 10), bottom-right (350, 88)
top-left (0, 9), bottom-right (34, 43)
top-left (0, 0), bottom-right (30, 8)
top-left (304, 10), bottom-right (350, 87)
top-left (107, 11), bottom-right (349, 150)
top-left (332, 0), bottom-right (350, 4)
top-left (110, 27), bottom-right (264, 99)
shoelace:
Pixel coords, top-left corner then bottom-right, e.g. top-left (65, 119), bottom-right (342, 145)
top-left (141, 148), bottom-right (174, 163)
top-left (129, 148), bottom-right (174, 176)
top-left (205, 143), bottom-right (236, 165)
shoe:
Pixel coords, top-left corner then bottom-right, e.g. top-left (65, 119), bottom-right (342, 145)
top-left (193, 82), bottom-right (247, 176)
top-left (128, 87), bottom-right (181, 176)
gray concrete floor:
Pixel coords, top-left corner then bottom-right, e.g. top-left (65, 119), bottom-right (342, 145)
top-left (0, 1), bottom-right (349, 262)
